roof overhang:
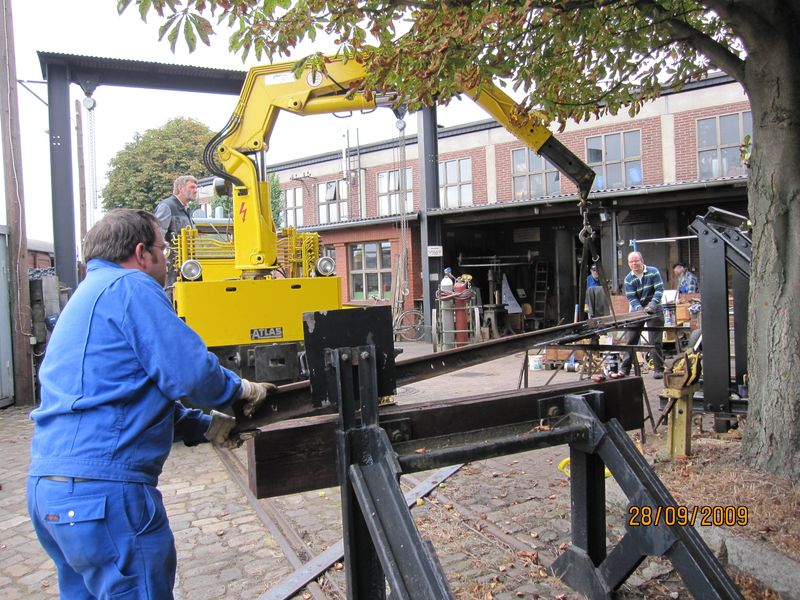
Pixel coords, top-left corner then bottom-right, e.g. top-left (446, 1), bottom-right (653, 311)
top-left (37, 52), bottom-right (246, 96)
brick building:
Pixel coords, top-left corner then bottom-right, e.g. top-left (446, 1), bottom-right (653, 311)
top-left (270, 74), bottom-right (749, 327)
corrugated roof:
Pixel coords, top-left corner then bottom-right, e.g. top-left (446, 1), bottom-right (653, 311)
top-left (37, 52), bottom-right (246, 95)
top-left (288, 177), bottom-right (747, 231)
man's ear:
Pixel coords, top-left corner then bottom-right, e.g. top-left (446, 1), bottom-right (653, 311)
top-left (132, 242), bottom-right (149, 267)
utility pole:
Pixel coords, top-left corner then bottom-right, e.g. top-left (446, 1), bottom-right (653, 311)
top-left (0, 0), bottom-right (34, 405)
top-left (74, 99), bottom-right (87, 249)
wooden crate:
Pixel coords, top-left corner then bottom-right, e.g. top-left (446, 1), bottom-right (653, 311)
top-left (675, 303), bottom-right (691, 324)
top-left (546, 346), bottom-right (585, 362)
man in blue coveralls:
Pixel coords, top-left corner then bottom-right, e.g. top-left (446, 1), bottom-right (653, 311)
top-left (27, 209), bottom-right (273, 599)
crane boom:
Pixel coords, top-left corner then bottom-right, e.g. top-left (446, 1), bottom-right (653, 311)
top-left (204, 56), bottom-right (595, 274)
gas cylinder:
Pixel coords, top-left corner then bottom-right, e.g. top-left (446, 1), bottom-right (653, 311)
top-left (439, 269), bottom-right (455, 349)
top-left (453, 278), bottom-right (469, 347)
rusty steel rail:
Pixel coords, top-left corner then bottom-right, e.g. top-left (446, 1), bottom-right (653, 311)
top-left (233, 312), bottom-right (650, 434)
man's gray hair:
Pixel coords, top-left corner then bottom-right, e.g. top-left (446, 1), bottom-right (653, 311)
top-left (84, 209), bottom-right (159, 264)
top-left (173, 175), bottom-right (197, 195)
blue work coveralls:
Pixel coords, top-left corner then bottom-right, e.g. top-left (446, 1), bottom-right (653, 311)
top-left (28, 259), bottom-right (242, 599)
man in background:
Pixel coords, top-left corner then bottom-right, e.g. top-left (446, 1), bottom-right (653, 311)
top-left (673, 262), bottom-right (700, 294)
top-left (616, 251), bottom-right (665, 379)
top-left (586, 263), bottom-right (601, 289)
top-left (154, 175), bottom-right (198, 292)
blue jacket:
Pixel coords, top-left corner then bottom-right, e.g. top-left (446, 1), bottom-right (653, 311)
top-left (29, 259), bottom-right (242, 486)
top-left (678, 270), bottom-right (700, 294)
top-left (624, 265), bottom-right (664, 312)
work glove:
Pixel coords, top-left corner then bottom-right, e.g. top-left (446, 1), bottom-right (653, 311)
top-left (644, 301), bottom-right (658, 314)
top-left (239, 379), bottom-right (278, 418)
top-left (204, 410), bottom-right (242, 449)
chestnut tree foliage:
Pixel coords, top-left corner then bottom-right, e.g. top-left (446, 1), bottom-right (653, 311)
top-left (119, 0), bottom-right (800, 480)
top-left (102, 116), bottom-right (213, 211)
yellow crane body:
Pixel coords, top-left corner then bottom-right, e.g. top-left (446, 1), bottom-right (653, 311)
top-left (173, 53), bottom-right (593, 382)
top-left (174, 276), bottom-right (342, 348)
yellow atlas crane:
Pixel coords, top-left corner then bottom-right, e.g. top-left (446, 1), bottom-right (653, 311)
top-left (173, 55), bottom-right (595, 382)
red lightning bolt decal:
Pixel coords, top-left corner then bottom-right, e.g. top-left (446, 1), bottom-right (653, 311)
top-left (239, 201), bottom-right (247, 223)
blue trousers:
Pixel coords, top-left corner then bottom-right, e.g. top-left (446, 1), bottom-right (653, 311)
top-left (27, 477), bottom-right (176, 599)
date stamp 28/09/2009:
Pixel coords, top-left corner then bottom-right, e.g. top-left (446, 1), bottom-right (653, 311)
top-left (628, 505), bottom-right (749, 527)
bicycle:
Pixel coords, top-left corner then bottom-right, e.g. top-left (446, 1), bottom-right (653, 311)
top-left (393, 308), bottom-right (425, 342)
top-left (369, 295), bottom-right (425, 341)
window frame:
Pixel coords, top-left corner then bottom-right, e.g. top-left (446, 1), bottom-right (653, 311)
top-left (511, 148), bottom-right (561, 200)
top-left (438, 158), bottom-right (473, 208)
top-left (696, 111), bottom-right (752, 179)
top-left (585, 129), bottom-right (643, 190)
top-left (377, 167), bottom-right (414, 216)
top-left (317, 180), bottom-right (349, 224)
top-left (281, 187), bottom-right (303, 228)
top-left (348, 240), bottom-right (393, 301)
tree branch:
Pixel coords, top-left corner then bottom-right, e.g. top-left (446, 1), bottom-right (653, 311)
top-left (702, 0), bottom-right (778, 44)
top-left (634, 0), bottom-right (745, 82)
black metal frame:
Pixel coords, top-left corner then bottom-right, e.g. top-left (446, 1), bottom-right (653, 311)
top-left (304, 307), bottom-right (742, 600)
top-left (689, 207), bottom-right (750, 430)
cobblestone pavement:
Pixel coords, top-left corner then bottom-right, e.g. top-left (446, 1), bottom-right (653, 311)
top-left (0, 344), bottom-right (781, 599)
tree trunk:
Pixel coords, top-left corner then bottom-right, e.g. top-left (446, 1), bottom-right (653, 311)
top-left (741, 36), bottom-right (800, 480)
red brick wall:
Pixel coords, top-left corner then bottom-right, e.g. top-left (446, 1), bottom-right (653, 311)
top-left (673, 101), bottom-right (750, 181)
top-left (27, 250), bottom-right (54, 269)
top-left (317, 223), bottom-right (417, 309)
top-left (494, 117), bottom-right (662, 199)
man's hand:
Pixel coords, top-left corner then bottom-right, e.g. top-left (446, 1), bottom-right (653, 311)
top-left (204, 410), bottom-right (242, 449)
top-left (644, 301), bottom-right (658, 314)
top-left (239, 379), bottom-right (278, 418)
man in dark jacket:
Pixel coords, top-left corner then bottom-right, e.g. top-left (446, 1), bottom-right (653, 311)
top-left (28, 209), bottom-right (273, 599)
top-left (154, 175), bottom-right (198, 292)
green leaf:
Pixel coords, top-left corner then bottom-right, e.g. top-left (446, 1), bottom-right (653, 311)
top-left (168, 20), bottom-right (180, 53)
top-left (184, 19), bottom-right (197, 52)
top-left (116, 0), bottom-right (133, 15)
top-left (158, 14), bottom-right (176, 41)
top-left (189, 14), bottom-right (213, 46)
top-left (138, 0), bottom-right (151, 22)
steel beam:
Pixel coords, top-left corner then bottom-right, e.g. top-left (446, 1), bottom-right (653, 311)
top-left (45, 64), bottom-right (78, 291)
top-left (234, 312), bottom-right (651, 435)
top-left (248, 377), bottom-right (644, 498)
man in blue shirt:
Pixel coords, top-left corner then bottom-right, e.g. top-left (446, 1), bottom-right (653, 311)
top-left (616, 251), bottom-right (665, 379)
top-left (673, 262), bottom-right (700, 294)
top-left (28, 209), bottom-right (273, 599)
top-left (586, 264), bottom-right (601, 289)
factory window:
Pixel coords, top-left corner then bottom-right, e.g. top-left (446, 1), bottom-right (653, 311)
top-left (697, 111), bottom-right (752, 179)
top-left (281, 187), bottom-right (303, 228)
top-left (349, 241), bottom-right (392, 301)
top-left (438, 158), bottom-right (472, 208)
top-left (511, 149), bottom-right (560, 200)
top-left (318, 180), bottom-right (349, 224)
top-left (377, 168), bottom-right (413, 216)
top-left (586, 130), bottom-right (642, 190)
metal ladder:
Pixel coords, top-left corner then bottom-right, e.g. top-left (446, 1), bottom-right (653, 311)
top-left (531, 262), bottom-right (549, 328)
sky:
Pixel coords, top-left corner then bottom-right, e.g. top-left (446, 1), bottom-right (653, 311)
top-left (5, 0), bottom-right (489, 243)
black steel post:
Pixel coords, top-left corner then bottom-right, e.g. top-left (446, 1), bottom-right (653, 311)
top-left (45, 64), bottom-right (78, 291)
top-left (697, 229), bottom-right (731, 429)
top-left (568, 391), bottom-right (607, 566)
top-left (568, 447), bottom-right (607, 565)
top-left (418, 106), bottom-right (442, 344)
top-left (331, 348), bottom-right (386, 600)
top-left (732, 269), bottom-right (748, 388)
